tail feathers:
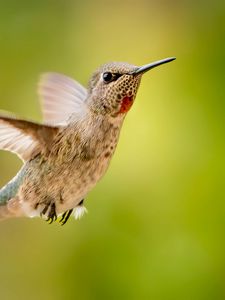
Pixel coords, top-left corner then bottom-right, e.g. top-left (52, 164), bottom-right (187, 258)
top-left (0, 197), bottom-right (25, 220)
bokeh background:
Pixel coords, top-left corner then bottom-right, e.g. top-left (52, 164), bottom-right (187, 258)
top-left (0, 0), bottom-right (225, 299)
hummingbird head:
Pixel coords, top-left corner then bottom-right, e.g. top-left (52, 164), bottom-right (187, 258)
top-left (87, 57), bottom-right (175, 118)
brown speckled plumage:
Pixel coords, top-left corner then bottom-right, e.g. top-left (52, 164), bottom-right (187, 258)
top-left (0, 57), bottom-right (175, 223)
top-left (20, 113), bottom-right (123, 216)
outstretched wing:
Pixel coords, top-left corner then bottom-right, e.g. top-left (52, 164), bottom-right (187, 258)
top-left (38, 72), bottom-right (88, 125)
top-left (0, 115), bottom-right (59, 161)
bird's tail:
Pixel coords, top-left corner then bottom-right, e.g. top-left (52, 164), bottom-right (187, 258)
top-left (0, 165), bottom-right (27, 220)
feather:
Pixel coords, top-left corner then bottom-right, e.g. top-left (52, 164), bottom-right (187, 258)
top-left (0, 115), bottom-right (59, 161)
top-left (38, 72), bottom-right (88, 125)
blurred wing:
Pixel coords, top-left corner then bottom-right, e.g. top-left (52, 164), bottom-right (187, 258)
top-left (38, 72), bottom-right (88, 125)
top-left (0, 118), bottom-right (38, 161)
top-left (0, 115), bottom-right (59, 161)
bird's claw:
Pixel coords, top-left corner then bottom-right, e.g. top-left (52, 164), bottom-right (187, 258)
top-left (59, 209), bottom-right (73, 226)
top-left (41, 202), bottom-right (57, 224)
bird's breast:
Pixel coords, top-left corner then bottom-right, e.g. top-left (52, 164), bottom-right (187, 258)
top-left (18, 121), bottom-right (123, 215)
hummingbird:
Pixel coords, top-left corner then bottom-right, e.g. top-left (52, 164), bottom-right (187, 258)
top-left (0, 57), bottom-right (175, 225)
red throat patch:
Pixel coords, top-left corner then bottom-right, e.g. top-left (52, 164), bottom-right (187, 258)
top-left (119, 96), bottom-right (133, 114)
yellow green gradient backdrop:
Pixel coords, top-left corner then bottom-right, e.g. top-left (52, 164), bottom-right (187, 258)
top-left (0, 1), bottom-right (224, 299)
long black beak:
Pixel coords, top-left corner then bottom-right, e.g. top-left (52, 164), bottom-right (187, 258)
top-left (131, 57), bottom-right (176, 75)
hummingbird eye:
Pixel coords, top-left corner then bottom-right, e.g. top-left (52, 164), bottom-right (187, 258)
top-left (103, 72), bottom-right (113, 83)
top-left (102, 72), bottom-right (122, 83)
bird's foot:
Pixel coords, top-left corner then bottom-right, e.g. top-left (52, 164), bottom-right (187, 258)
top-left (59, 209), bottom-right (73, 226)
top-left (41, 202), bottom-right (57, 224)
top-left (59, 199), bottom-right (87, 225)
top-left (46, 203), bottom-right (57, 224)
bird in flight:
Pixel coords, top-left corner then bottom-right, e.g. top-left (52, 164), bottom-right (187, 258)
top-left (0, 57), bottom-right (175, 225)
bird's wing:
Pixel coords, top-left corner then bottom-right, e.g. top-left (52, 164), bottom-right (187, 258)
top-left (38, 72), bottom-right (88, 125)
top-left (0, 115), bottom-right (59, 161)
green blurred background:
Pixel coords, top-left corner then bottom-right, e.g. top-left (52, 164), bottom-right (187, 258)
top-left (0, 0), bottom-right (225, 299)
